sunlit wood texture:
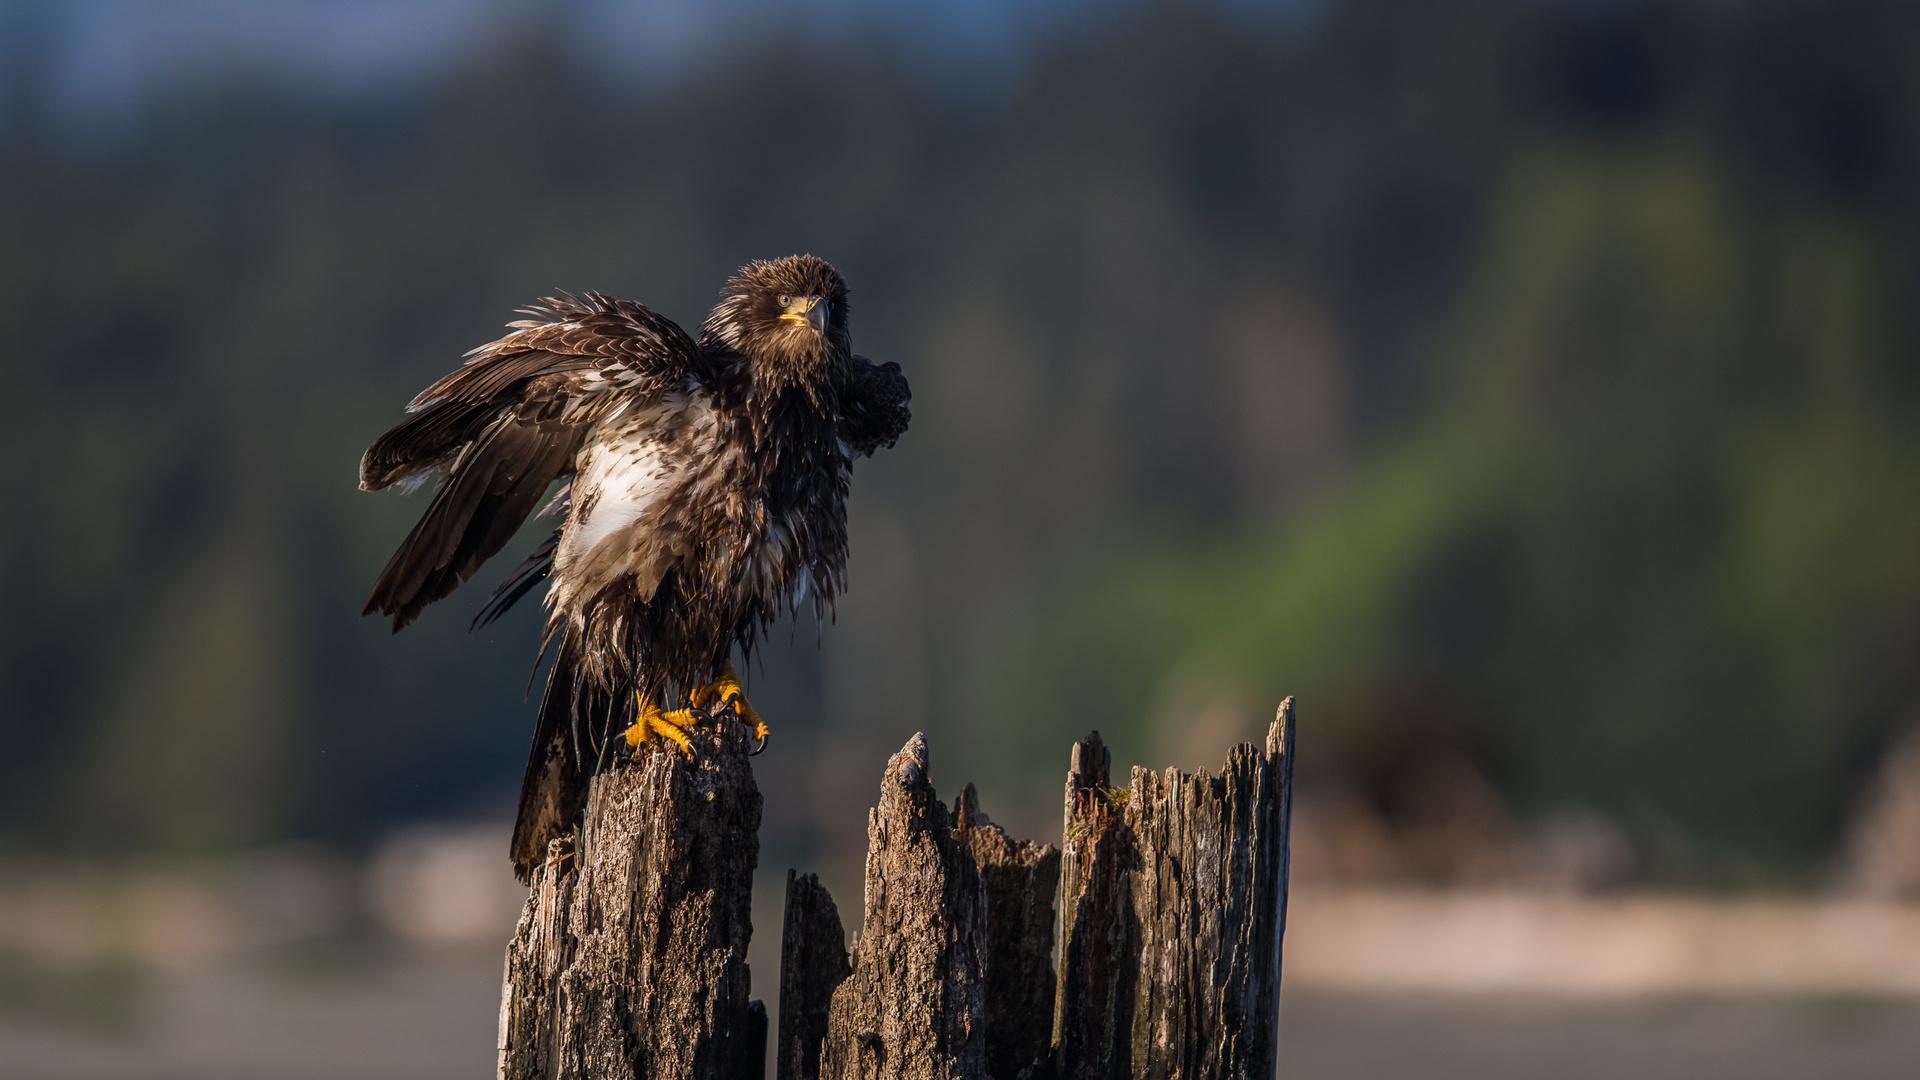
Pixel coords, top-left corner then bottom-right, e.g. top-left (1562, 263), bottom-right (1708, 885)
top-left (496, 703), bottom-right (1294, 1080)
top-left (1052, 702), bottom-right (1296, 1079)
top-left (793, 702), bottom-right (1296, 1080)
top-left (499, 723), bottom-right (765, 1080)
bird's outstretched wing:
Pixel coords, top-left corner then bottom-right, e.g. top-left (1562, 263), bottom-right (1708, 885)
top-left (839, 354), bottom-right (911, 456)
top-left (360, 294), bottom-right (702, 632)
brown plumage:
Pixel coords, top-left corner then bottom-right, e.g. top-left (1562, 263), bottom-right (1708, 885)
top-left (360, 256), bottom-right (909, 879)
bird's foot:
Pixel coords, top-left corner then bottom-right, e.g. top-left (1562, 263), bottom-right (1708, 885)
top-left (690, 660), bottom-right (771, 756)
top-left (625, 694), bottom-right (696, 757)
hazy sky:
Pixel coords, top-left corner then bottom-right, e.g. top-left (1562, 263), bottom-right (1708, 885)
top-left (2, 0), bottom-right (1194, 114)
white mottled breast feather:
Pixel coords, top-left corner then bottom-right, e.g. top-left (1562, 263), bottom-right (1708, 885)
top-left (551, 387), bottom-right (724, 607)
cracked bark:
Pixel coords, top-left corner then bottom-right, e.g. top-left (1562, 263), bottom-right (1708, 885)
top-left (958, 783), bottom-right (1063, 1080)
top-left (1051, 731), bottom-right (1135, 1079)
top-left (818, 733), bottom-right (990, 1080)
top-left (786, 704), bottom-right (1293, 1080)
top-left (777, 871), bottom-right (850, 1080)
top-left (498, 723), bottom-right (765, 1080)
top-left (495, 700), bottom-right (1295, 1080)
top-left (1052, 699), bottom-right (1296, 1080)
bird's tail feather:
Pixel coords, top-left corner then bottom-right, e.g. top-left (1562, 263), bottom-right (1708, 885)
top-left (510, 631), bottom-right (617, 882)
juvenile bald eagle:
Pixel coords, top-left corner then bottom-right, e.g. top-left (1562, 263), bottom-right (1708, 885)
top-left (359, 256), bottom-right (909, 879)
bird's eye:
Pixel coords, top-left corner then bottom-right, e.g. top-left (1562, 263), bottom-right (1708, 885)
top-left (778, 294), bottom-right (791, 307)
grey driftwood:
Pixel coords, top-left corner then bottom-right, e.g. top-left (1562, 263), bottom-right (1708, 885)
top-left (499, 700), bottom-right (1297, 1080)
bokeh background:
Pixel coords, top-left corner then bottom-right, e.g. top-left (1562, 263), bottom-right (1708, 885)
top-left (4, 0), bottom-right (1920, 1076)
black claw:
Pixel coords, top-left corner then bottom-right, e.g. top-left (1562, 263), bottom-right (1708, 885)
top-left (748, 730), bottom-right (769, 757)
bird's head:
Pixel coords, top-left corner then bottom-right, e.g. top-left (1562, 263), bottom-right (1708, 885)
top-left (704, 254), bottom-right (850, 395)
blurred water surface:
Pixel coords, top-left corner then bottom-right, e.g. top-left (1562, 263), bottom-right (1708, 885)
top-left (4, 835), bottom-right (1920, 1079)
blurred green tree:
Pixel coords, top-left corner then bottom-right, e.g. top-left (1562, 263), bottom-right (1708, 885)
top-left (0, 1), bottom-right (1916, 886)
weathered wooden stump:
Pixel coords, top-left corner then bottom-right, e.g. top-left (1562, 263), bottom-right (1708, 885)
top-left (781, 700), bottom-right (1297, 1080)
top-left (777, 871), bottom-right (851, 1080)
top-left (498, 699), bottom-right (1296, 1080)
top-left (960, 782), bottom-right (1064, 1080)
top-left (817, 733), bottom-right (991, 1080)
top-left (1052, 705), bottom-right (1295, 1078)
top-left (499, 722), bottom-right (765, 1080)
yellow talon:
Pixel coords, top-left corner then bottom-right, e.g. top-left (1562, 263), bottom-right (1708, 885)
top-left (624, 693), bottom-right (696, 756)
top-left (690, 660), bottom-right (771, 752)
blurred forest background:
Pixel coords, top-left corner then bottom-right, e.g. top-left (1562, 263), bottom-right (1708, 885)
top-left (2, 0), bottom-right (1918, 905)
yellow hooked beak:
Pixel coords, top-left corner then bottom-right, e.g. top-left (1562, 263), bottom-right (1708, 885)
top-left (778, 295), bottom-right (828, 336)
